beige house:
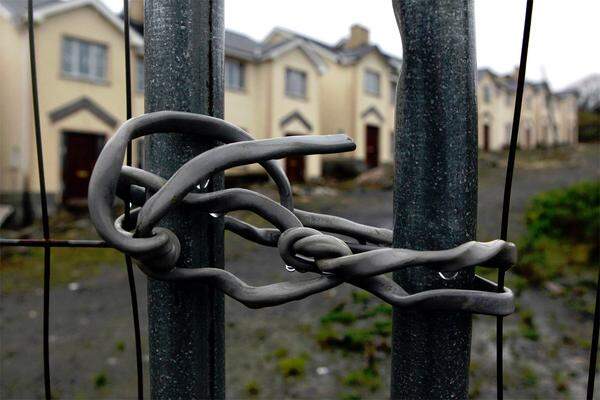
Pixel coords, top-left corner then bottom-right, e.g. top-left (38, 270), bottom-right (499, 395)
top-left (0, 0), bottom-right (578, 225)
top-left (222, 25), bottom-right (400, 180)
top-left (0, 0), bottom-right (144, 223)
top-left (477, 68), bottom-right (578, 151)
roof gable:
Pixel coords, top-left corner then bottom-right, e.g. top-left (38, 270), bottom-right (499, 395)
top-left (261, 39), bottom-right (328, 75)
top-left (280, 110), bottom-right (313, 132)
top-left (361, 106), bottom-right (384, 122)
top-left (49, 96), bottom-right (118, 128)
top-left (0, 0), bottom-right (143, 50)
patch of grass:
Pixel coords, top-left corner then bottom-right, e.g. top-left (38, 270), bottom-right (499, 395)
top-left (351, 290), bottom-right (371, 305)
top-left (339, 392), bottom-right (362, 400)
top-left (315, 325), bottom-right (343, 348)
top-left (273, 347), bottom-right (289, 359)
top-left (359, 304), bottom-right (392, 319)
top-left (371, 320), bottom-right (392, 337)
top-left (519, 325), bottom-right (540, 341)
top-left (517, 181), bottom-right (599, 287)
top-left (93, 372), bottom-right (108, 389)
top-left (343, 329), bottom-right (375, 352)
top-left (255, 328), bottom-right (267, 341)
top-left (521, 365), bottom-right (538, 387)
top-left (342, 367), bottom-right (381, 392)
top-left (518, 309), bottom-right (540, 341)
top-left (320, 303), bottom-right (357, 325)
top-left (244, 380), bottom-right (260, 396)
top-left (115, 341), bottom-right (125, 352)
top-left (553, 371), bottom-right (569, 393)
top-left (316, 297), bottom-right (394, 397)
top-left (0, 247), bottom-right (121, 293)
top-left (278, 356), bottom-right (307, 378)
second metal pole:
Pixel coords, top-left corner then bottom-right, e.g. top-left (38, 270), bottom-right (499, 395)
top-left (144, 1), bottom-right (225, 398)
top-left (391, 1), bottom-right (478, 399)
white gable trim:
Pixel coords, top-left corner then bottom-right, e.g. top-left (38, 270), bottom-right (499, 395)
top-left (264, 27), bottom-right (339, 63)
top-left (262, 38), bottom-right (328, 75)
top-left (30, 0), bottom-right (143, 50)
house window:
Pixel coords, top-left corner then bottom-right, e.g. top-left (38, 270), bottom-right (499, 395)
top-left (136, 57), bottom-right (144, 93)
top-left (225, 58), bottom-right (245, 91)
top-left (364, 69), bottom-right (380, 96)
top-left (62, 37), bottom-right (107, 83)
top-left (483, 85), bottom-right (492, 103)
top-left (390, 81), bottom-right (397, 104)
top-left (285, 68), bottom-right (307, 98)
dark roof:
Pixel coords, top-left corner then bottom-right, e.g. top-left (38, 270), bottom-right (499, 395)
top-left (10, 1), bottom-right (400, 71)
top-left (0, 0), bottom-right (60, 18)
top-left (478, 68), bottom-right (565, 97)
top-left (225, 30), bottom-right (261, 60)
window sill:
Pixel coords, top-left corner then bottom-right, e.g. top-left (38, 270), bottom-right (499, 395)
top-left (285, 93), bottom-right (308, 101)
top-left (60, 73), bottom-right (110, 86)
top-left (226, 87), bottom-right (247, 94)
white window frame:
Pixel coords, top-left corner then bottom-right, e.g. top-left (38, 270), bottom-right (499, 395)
top-left (136, 57), bottom-right (144, 93)
top-left (225, 58), bottom-right (245, 91)
top-left (364, 69), bottom-right (381, 96)
top-left (285, 67), bottom-right (307, 99)
top-left (61, 37), bottom-right (108, 83)
top-left (483, 85), bottom-right (492, 103)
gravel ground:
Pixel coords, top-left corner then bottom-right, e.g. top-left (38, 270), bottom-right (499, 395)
top-left (1, 144), bottom-right (598, 399)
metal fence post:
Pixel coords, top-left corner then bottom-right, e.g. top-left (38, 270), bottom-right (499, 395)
top-left (144, 1), bottom-right (225, 399)
top-left (390, 1), bottom-right (478, 399)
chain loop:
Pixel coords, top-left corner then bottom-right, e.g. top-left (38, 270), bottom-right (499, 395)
top-left (89, 111), bottom-right (516, 315)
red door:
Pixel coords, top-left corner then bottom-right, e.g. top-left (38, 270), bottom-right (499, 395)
top-left (365, 125), bottom-right (379, 168)
top-left (62, 132), bottom-right (105, 206)
top-left (483, 124), bottom-right (490, 151)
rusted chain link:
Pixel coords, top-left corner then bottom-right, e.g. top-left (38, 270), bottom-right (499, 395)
top-left (89, 111), bottom-right (515, 315)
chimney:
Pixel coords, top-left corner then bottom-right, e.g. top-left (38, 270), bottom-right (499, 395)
top-left (129, 0), bottom-right (144, 25)
top-left (345, 24), bottom-right (370, 49)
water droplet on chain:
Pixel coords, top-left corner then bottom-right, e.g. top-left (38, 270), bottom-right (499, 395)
top-left (438, 271), bottom-right (458, 280)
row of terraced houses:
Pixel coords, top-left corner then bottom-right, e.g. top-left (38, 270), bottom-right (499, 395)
top-left (0, 0), bottom-right (578, 224)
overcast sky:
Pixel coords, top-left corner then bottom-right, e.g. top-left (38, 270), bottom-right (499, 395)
top-left (104, 0), bottom-right (599, 90)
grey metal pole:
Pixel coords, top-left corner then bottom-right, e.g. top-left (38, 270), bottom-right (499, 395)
top-left (144, 1), bottom-right (225, 399)
top-left (390, 1), bottom-right (478, 399)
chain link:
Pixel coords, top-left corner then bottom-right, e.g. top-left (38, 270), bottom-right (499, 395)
top-left (89, 111), bottom-right (516, 315)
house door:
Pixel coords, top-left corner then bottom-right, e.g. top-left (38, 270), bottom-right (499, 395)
top-left (365, 125), bottom-right (379, 168)
top-left (483, 124), bottom-right (490, 151)
top-left (285, 134), bottom-right (305, 183)
top-left (62, 132), bottom-right (105, 206)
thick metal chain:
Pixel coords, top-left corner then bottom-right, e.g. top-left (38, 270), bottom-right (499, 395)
top-left (89, 111), bottom-right (515, 315)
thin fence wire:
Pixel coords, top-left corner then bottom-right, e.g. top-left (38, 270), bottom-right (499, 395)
top-left (0, 1), bottom-right (594, 399)
top-left (497, 1), bottom-right (534, 399)
top-left (26, 1), bottom-right (51, 398)
top-left (21, 1), bottom-right (144, 398)
top-left (122, 0), bottom-right (144, 398)
top-left (589, 268), bottom-right (600, 399)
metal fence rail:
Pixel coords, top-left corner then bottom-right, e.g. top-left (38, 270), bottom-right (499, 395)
top-left (0, 1), bottom-right (597, 399)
